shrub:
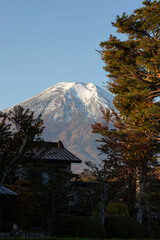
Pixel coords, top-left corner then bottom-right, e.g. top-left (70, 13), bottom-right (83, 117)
top-left (106, 202), bottom-right (129, 217)
top-left (104, 215), bottom-right (145, 238)
top-left (152, 225), bottom-right (160, 239)
top-left (56, 216), bottom-right (106, 238)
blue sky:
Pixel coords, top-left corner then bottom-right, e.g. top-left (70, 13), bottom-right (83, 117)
top-left (0, 0), bottom-right (143, 110)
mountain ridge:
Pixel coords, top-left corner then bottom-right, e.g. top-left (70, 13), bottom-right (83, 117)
top-left (5, 82), bottom-right (114, 172)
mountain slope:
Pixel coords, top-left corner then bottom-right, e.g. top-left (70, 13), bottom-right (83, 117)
top-left (6, 82), bottom-right (114, 172)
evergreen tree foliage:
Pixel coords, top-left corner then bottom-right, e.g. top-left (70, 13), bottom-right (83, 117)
top-left (43, 170), bottom-right (76, 236)
top-left (84, 161), bottom-right (108, 225)
top-left (106, 202), bottom-right (129, 217)
top-left (92, 108), bottom-right (158, 218)
top-left (93, 0), bottom-right (160, 223)
top-left (1, 180), bottom-right (45, 232)
top-left (99, 0), bottom-right (160, 138)
top-left (104, 215), bottom-right (145, 238)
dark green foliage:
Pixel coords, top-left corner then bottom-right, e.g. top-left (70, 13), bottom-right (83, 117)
top-left (92, 108), bottom-right (158, 218)
top-left (69, 180), bottom-right (98, 218)
top-left (106, 202), bottom-right (129, 217)
top-left (0, 238), bottom-right (54, 240)
top-left (99, 0), bottom-right (160, 136)
top-left (0, 105), bottom-right (44, 185)
top-left (56, 216), bottom-right (106, 238)
top-left (43, 170), bottom-right (77, 235)
top-left (0, 172), bottom-right (78, 234)
top-left (0, 238), bottom-right (103, 240)
top-left (147, 178), bottom-right (160, 213)
top-left (152, 225), bottom-right (160, 238)
top-left (94, 0), bottom-right (160, 223)
top-left (104, 215), bottom-right (145, 239)
top-left (0, 181), bottom-right (45, 232)
top-left (83, 162), bottom-right (108, 225)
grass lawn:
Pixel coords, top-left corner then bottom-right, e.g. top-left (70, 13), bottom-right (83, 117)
top-left (1, 238), bottom-right (159, 240)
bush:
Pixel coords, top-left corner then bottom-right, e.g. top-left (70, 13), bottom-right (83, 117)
top-left (106, 202), bottom-right (129, 217)
top-left (105, 215), bottom-right (145, 239)
top-left (152, 225), bottom-right (160, 238)
top-left (56, 216), bottom-right (106, 238)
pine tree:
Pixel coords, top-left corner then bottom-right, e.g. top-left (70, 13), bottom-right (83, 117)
top-left (99, 0), bottom-right (160, 138)
top-left (92, 109), bottom-right (158, 219)
top-left (95, 0), bottom-right (160, 223)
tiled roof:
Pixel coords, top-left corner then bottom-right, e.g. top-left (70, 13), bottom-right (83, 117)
top-left (31, 141), bottom-right (82, 163)
top-left (0, 186), bottom-right (18, 196)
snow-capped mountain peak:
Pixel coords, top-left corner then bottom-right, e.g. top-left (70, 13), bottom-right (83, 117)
top-left (9, 82), bottom-right (114, 123)
top-left (5, 82), bottom-right (114, 171)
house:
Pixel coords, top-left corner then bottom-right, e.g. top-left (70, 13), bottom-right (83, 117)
top-left (0, 186), bottom-right (18, 196)
top-left (22, 140), bottom-right (82, 183)
top-left (0, 141), bottom-right (81, 233)
top-left (29, 140), bottom-right (82, 172)
top-left (0, 186), bottom-right (18, 234)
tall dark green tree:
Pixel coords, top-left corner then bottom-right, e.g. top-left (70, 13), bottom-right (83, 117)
top-left (94, 0), bottom-right (160, 223)
top-left (92, 109), bottom-right (158, 219)
top-left (44, 170), bottom-right (76, 236)
top-left (83, 161), bottom-right (108, 225)
top-left (99, 0), bottom-right (160, 138)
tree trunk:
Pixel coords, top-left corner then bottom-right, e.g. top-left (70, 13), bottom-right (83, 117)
top-left (137, 175), bottom-right (145, 224)
top-left (128, 170), bottom-right (137, 217)
top-left (47, 190), bottom-right (56, 236)
top-left (0, 135), bottom-right (28, 185)
top-left (99, 183), bottom-right (107, 226)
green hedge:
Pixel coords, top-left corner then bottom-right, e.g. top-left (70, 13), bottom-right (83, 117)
top-left (152, 225), bottom-right (160, 239)
top-left (106, 202), bottom-right (129, 217)
top-left (105, 216), bottom-right (145, 239)
top-left (56, 216), bottom-right (106, 238)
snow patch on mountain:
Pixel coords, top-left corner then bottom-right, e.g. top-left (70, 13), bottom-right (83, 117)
top-left (5, 82), bottom-right (114, 171)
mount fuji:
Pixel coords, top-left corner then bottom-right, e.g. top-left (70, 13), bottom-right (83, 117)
top-left (6, 82), bottom-right (114, 172)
